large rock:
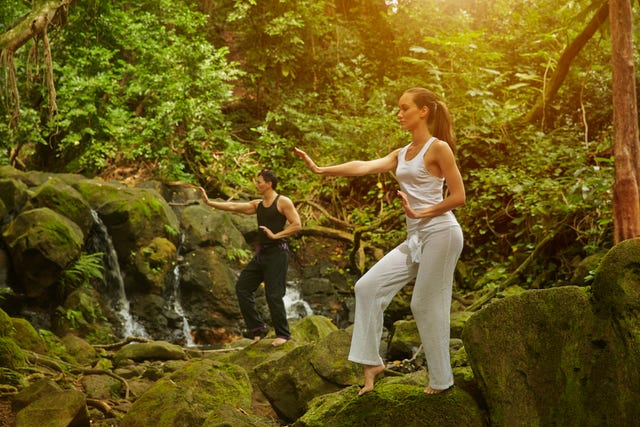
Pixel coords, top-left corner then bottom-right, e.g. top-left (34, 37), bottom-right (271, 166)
top-left (463, 235), bottom-right (640, 427)
top-left (180, 204), bottom-right (250, 252)
top-left (114, 340), bottom-right (187, 364)
top-left (293, 376), bottom-right (486, 427)
top-left (119, 359), bottom-right (271, 427)
top-left (178, 246), bottom-right (243, 339)
top-left (10, 317), bottom-right (46, 354)
top-left (0, 178), bottom-right (29, 214)
top-left (14, 388), bottom-right (89, 427)
top-left (463, 287), bottom-right (596, 425)
top-left (74, 180), bottom-right (180, 275)
top-left (253, 325), bottom-right (358, 422)
top-left (2, 208), bottom-right (84, 297)
top-left (25, 177), bottom-right (94, 237)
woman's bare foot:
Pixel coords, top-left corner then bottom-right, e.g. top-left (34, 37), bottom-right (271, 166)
top-left (272, 337), bottom-right (289, 347)
top-left (424, 386), bottom-right (450, 394)
top-left (358, 365), bottom-right (385, 396)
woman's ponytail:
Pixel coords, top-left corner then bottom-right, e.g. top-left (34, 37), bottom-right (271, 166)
top-left (404, 88), bottom-right (456, 152)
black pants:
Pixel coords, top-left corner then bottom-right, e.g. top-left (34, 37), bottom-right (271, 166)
top-left (235, 246), bottom-right (290, 339)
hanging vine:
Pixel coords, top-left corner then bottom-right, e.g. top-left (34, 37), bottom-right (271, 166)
top-left (0, 0), bottom-right (72, 130)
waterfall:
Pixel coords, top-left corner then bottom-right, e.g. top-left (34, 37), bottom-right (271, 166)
top-left (284, 280), bottom-right (314, 320)
top-left (165, 260), bottom-right (194, 347)
top-left (89, 210), bottom-right (148, 338)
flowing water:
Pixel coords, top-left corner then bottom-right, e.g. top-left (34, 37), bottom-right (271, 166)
top-left (165, 259), bottom-right (195, 347)
top-left (285, 280), bottom-right (314, 320)
top-left (89, 210), bottom-right (148, 338)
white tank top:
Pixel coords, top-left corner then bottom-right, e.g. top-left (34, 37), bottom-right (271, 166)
top-left (396, 137), bottom-right (458, 243)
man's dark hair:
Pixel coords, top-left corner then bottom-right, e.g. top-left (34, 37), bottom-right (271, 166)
top-left (259, 169), bottom-right (278, 190)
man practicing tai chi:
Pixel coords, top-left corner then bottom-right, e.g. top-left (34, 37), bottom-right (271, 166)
top-left (200, 169), bottom-right (302, 347)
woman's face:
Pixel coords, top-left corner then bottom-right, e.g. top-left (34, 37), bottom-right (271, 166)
top-left (397, 93), bottom-right (428, 131)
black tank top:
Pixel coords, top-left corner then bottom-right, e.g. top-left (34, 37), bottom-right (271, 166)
top-left (256, 195), bottom-right (287, 246)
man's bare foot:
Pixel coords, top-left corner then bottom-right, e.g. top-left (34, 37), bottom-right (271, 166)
top-left (358, 365), bottom-right (385, 396)
top-left (424, 386), bottom-right (450, 394)
top-left (272, 337), bottom-right (289, 347)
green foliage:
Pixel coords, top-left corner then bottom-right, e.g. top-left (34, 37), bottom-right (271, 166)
top-left (1, 0), bottom-right (626, 292)
top-left (225, 247), bottom-right (252, 263)
top-left (57, 308), bottom-right (84, 329)
top-left (458, 125), bottom-right (613, 289)
top-left (2, 0), bottom-right (241, 181)
top-left (59, 252), bottom-right (105, 295)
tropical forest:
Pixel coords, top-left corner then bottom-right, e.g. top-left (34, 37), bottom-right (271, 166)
top-left (0, 0), bottom-right (639, 426)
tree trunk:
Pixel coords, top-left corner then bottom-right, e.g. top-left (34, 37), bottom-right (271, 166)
top-left (610, 0), bottom-right (640, 242)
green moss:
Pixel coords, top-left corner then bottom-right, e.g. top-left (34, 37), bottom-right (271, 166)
top-left (0, 308), bottom-right (14, 337)
top-left (0, 337), bottom-right (26, 369)
top-left (11, 317), bottom-right (46, 353)
top-left (297, 382), bottom-right (485, 427)
top-left (121, 359), bottom-right (255, 426)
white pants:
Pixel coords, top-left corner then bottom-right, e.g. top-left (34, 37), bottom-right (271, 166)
top-left (348, 224), bottom-right (463, 389)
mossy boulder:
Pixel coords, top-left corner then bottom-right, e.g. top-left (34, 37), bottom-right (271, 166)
top-left (54, 286), bottom-right (116, 342)
top-left (114, 340), bottom-right (187, 364)
top-left (134, 237), bottom-right (177, 294)
top-left (252, 325), bottom-right (359, 422)
top-left (214, 315), bottom-right (336, 371)
top-left (26, 177), bottom-right (94, 236)
top-left (2, 207), bottom-right (84, 296)
top-left (308, 329), bottom-right (361, 386)
top-left (61, 334), bottom-right (98, 366)
top-left (293, 379), bottom-right (486, 427)
top-left (180, 204), bottom-right (250, 252)
top-left (289, 314), bottom-right (339, 343)
top-left (12, 378), bottom-right (62, 412)
top-left (14, 388), bottom-right (89, 427)
top-left (74, 180), bottom-right (180, 257)
top-left (11, 317), bottom-right (46, 354)
top-left (591, 237), bottom-right (640, 316)
top-left (0, 178), bottom-right (29, 213)
top-left (177, 246), bottom-right (242, 334)
top-left (215, 334), bottom-right (301, 372)
top-left (463, 287), bottom-right (596, 425)
top-left (463, 269), bottom-right (640, 427)
top-left (0, 308), bottom-right (14, 337)
top-left (120, 359), bottom-right (271, 427)
top-left (387, 319), bottom-right (421, 361)
top-left (450, 310), bottom-right (473, 339)
top-left (254, 343), bottom-right (344, 422)
top-left (0, 336), bottom-right (26, 369)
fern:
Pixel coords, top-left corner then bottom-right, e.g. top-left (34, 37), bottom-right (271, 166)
top-left (60, 252), bottom-right (105, 291)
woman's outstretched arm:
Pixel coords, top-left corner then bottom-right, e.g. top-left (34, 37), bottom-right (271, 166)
top-left (294, 147), bottom-right (400, 177)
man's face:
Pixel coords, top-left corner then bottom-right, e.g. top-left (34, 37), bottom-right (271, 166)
top-left (256, 175), bottom-right (271, 194)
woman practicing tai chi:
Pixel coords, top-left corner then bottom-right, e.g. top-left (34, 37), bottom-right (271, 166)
top-left (295, 87), bottom-right (465, 395)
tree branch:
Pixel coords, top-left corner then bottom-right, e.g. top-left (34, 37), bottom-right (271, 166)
top-left (465, 228), bottom-right (560, 312)
top-left (523, 0), bottom-right (609, 125)
top-left (1, 0), bottom-right (74, 126)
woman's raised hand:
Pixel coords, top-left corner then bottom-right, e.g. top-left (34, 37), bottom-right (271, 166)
top-left (294, 147), bottom-right (321, 174)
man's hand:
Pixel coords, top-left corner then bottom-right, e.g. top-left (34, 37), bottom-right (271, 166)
top-left (259, 225), bottom-right (276, 239)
